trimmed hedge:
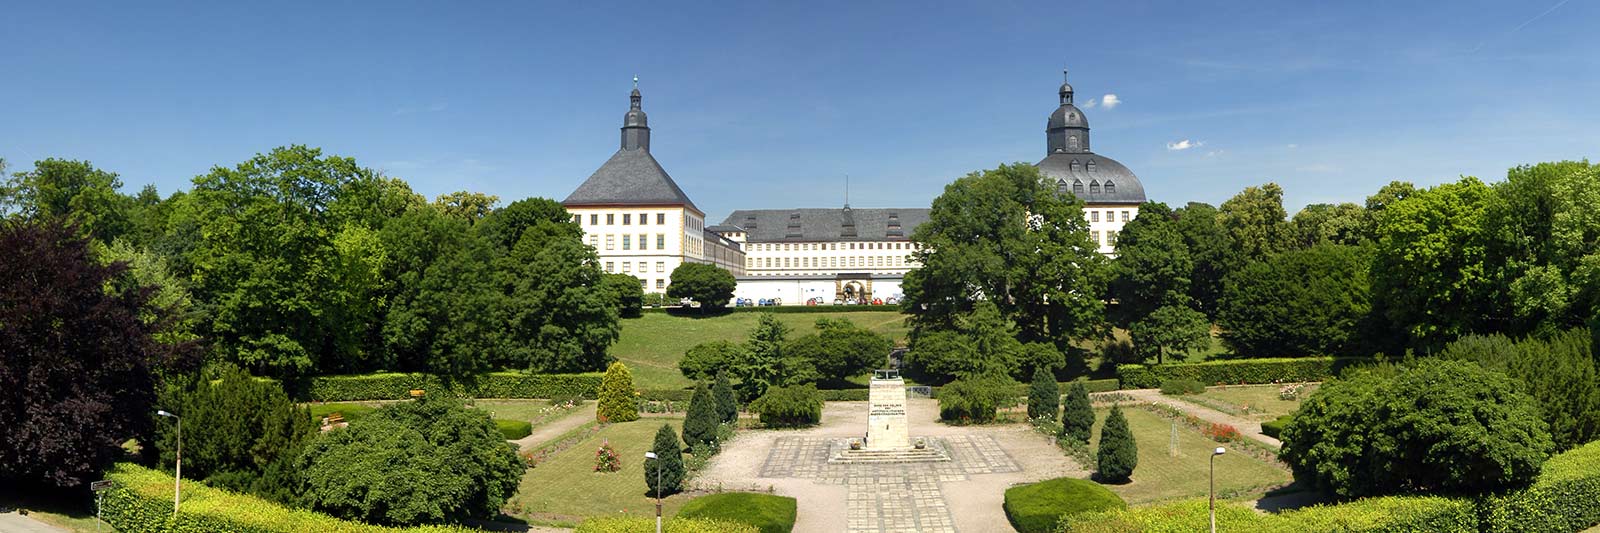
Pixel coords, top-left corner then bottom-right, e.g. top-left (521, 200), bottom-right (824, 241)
top-left (1260, 414), bottom-right (1291, 440)
top-left (676, 492), bottom-right (797, 533)
top-left (1157, 378), bottom-right (1205, 395)
top-left (575, 516), bottom-right (759, 533)
top-left (101, 463), bottom-right (473, 532)
top-left (643, 304), bottom-right (895, 314)
top-left (1058, 495), bottom-right (1476, 532)
top-left (650, 378), bottom-right (1115, 403)
top-left (1117, 357), bottom-right (1370, 389)
top-left (494, 419), bottom-right (532, 440)
top-left (1004, 477), bottom-right (1125, 532)
top-left (304, 372), bottom-right (604, 402)
top-left (1479, 439), bottom-right (1600, 533)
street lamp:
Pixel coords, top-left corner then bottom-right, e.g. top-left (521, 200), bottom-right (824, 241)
top-left (644, 451), bottom-right (661, 533)
top-left (156, 410), bottom-right (181, 516)
top-left (1210, 446), bottom-right (1226, 533)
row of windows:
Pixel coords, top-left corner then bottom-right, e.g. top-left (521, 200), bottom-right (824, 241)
top-left (748, 241), bottom-right (920, 252)
top-left (1088, 210), bottom-right (1132, 223)
top-left (604, 261), bottom-right (669, 274)
top-left (589, 233), bottom-right (669, 251)
top-left (750, 255), bottom-right (909, 269)
top-left (1088, 230), bottom-right (1120, 247)
top-left (577, 212), bottom-right (669, 226)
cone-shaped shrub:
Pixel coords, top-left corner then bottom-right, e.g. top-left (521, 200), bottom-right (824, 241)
top-left (1027, 367), bottom-right (1060, 421)
top-left (713, 372), bottom-right (738, 425)
top-left (1061, 381), bottom-right (1094, 443)
top-left (683, 383), bottom-right (719, 451)
top-left (1096, 405), bottom-right (1138, 483)
top-left (597, 362), bottom-right (639, 423)
top-left (645, 423), bottom-right (684, 496)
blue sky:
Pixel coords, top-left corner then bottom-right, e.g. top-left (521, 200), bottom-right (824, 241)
top-left (3, 1), bottom-right (1597, 219)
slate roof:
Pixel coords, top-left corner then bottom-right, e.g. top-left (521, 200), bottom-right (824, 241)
top-left (1037, 153), bottom-right (1147, 205)
top-left (562, 148), bottom-right (702, 213)
top-left (719, 207), bottom-right (931, 242)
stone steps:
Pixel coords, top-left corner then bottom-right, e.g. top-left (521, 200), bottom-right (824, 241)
top-left (830, 447), bottom-right (951, 464)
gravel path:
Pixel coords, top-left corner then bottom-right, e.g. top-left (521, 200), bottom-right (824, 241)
top-left (1118, 389), bottom-right (1282, 448)
top-left (513, 402), bottom-right (598, 451)
top-left (0, 512), bottom-right (67, 533)
top-left (695, 399), bottom-right (1089, 533)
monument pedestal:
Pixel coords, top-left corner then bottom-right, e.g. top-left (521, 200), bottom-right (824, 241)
top-left (832, 370), bottom-right (949, 464)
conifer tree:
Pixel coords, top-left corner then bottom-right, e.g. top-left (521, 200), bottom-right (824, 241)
top-left (1061, 381), bottom-right (1095, 443)
top-left (1096, 404), bottom-right (1138, 483)
top-left (682, 382), bottom-right (718, 452)
top-left (645, 423), bottom-right (684, 496)
top-left (713, 372), bottom-right (738, 425)
top-left (596, 362), bottom-right (639, 423)
top-left (1027, 366), bottom-right (1060, 420)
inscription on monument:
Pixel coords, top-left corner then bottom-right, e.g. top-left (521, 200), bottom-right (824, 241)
top-left (867, 373), bottom-right (911, 450)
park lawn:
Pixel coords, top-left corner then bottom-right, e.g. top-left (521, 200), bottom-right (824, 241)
top-left (474, 399), bottom-right (585, 425)
top-left (611, 311), bottom-right (909, 390)
top-left (511, 418), bottom-right (693, 527)
top-left (1183, 384), bottom-right (1317, 421)
top-left (1090, 407), bottom-right (1290, 505)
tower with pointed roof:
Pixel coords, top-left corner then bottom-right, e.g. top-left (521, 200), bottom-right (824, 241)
top-left (563, 82), bottom-right (745, 293)
top-left (1036, 68), bottom-right (1147, 255)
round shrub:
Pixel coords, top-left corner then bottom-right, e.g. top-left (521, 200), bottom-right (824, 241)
top-left (1002, 477), bottom-right (1126, 532)
top-left (1158, 377), bottom-right (1206, 395)
top-left (1280, 359), bottom-right (1554, 498)
top-left (597, 362), bottom-right (639, 423)
top-left (676, 492), bottom-right (797, 533)
top-left (494, 418), bottom-right (532, 440)
top-left (937, 375), bottom-right (1016, 424)
top-left (750, 384), bottom-right (823, 428)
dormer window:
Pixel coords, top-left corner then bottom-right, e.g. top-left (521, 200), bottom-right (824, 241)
top-left (1104, 181), bottom-right (1116, 195)
top-left (1070, 159), bottom-right (1081, 172)
top-left (1090, 181), bottom-right (1101, 194)
top-left (1087, 160), bottom-right (1097, 172)
top-left (1072, 180), bottom-right (1084, 195)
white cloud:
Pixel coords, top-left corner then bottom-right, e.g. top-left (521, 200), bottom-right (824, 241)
top-left (1166, 139), bottom-right (1204, 151)
top-left (1286, 143), bottom-right (1299, 149)
top-left (1100, 94), bottom-right (1121, 109)
top-left (1205, 150), bottom-right (1225, 157)
top-left (1082, 98), bottom-right (1097, 108)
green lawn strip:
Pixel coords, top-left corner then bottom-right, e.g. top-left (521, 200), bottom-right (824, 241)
top-left (511, 418), bottom-right (692, 527)
top-left (472, 399), bottom-right (585, 429)
top-left (1003, 477), bottom-right (1125, 533)
top-left (1089, 407), bottom-right (1290, 505)
top-left (611, 311), bottom-right (909, 390)
top-left (1193, 384), bottom-right (1315, 421)
top-left (675, 492), bottom-right (797, 533)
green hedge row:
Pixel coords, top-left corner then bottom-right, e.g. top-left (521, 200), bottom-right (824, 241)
top-left (641, 305), bottom-right (897, 315)
top-left (574, 516), bottom-right (758, 533)
top-left (303, 372), bottom-right (604, 401)
top-left (1004, 477), bottom-right (1125, 532)
top-left (101, 463), bottom-right (472, 532)
top-left (1260, 414), bottom-right (1292, 440)
top-left (1059, 440), bottom-right (1600, 533)
top-left (495, 419), bottom-right (533, 440)
top-left (1116, 357), bottom-right (1371, 389)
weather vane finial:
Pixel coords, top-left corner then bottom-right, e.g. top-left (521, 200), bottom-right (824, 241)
top-left (1062, 67), bottom-right (1069, 82)
top-left (633, 75), bottom-right (638, 89)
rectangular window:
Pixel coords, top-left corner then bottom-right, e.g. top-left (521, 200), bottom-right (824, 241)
top-left (1090, 231), bottom-right (1101, 245)
top-left (656, 262), bottom-right (665, 272)
top-left (640, 279), bottom-right (647, 290)
top-left (605, 261), bottom-right (614, 272)
top-left (605, 235), bottom-right (615, 250)
top-left (1106, 210), bottom-right (1115, 220)
top-left (606, 214), bottom-right (615, 225)
top-left (571, 214), bottom-right (580, 224)
top-left (657, 234), bottom-right (665, 250)
top-left (622, 214), bottom-right (631, 225)
top-left (656, 279), bottom-right (665, 289)
top-left (1108, 231), bottom-right (1119, 245)
top-left (1121, 210), bottom-right (1130, 222)
top-left (621, 262), bottom-right (631, 273)
top-left (1090, 211), bottom-right (1100, 222)
top-left (639, 234), bottom-right (647, 250)
top-left (639, 212), bottom-right (648, 225)
top-left (622, 235), bottom-right (631, 250)
top-left (588, 235), bottom-right (597, 247)
top-left (590, 214), bottom-right (598, 225)
top-left (657, 213), bottom-right (665, 225)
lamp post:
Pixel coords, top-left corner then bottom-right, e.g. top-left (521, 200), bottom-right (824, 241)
top-left (156, 410), bottom-right (181, 516)
top-left (1210, 446), bottom-right (1226, 533)
top-left (644, 451), bottom-right (661, 533)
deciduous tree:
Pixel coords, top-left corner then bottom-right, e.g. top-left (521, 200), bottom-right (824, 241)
top-left (667, 262), bottom-right (737, 310)
top-left (1217, 244), bottom-right (1372, 357)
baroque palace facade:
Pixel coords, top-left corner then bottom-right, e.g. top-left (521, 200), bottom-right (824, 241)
top-left (564, 71), bottom-right (1146, 301)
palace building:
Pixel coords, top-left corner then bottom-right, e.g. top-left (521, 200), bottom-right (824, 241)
top-left (562, 83), bottom-right (745, 293)
top-left (562, 70), bottom-right (1145, 300)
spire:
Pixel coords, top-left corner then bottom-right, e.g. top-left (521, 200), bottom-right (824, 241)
top-left (1047, 67), bottom-right (1090, 154)
top-left (621, 78), bottom-right (650, 151)
top-left (1058, 67), bottom-right (1074, 105)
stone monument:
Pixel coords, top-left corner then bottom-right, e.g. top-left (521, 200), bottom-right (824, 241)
top-left (866, 369), bottom-right (911, 450)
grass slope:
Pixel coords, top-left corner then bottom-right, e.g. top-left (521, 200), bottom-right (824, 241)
top-left (610, 311), bottom-right (909, 390)
top-left (676, 492), bottom-right (797, 533)
top-left (1089, 407), bottom-right (1290, 504)
top-left (512, 418), bottom-right (691, 527)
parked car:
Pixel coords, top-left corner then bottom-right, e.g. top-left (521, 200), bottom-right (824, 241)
top-left (806, 297), bottom-right (822, 306)
top-left (832, 298), bottom-right (844, 305)
top-left (871, 298), bottom-right (884, 305)
top-left (885, 297), bottom-right (900, 305)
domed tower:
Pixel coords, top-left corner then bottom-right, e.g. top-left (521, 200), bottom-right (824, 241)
top-left (1035, 69), bottom-right (1147, 255)
top-left (621, 78), bottom-right (650, 151)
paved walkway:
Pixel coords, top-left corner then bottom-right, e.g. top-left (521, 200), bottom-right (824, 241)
top-left (696, 400), bottom-right (1089, 533)
top-left (513, 402), bottom-right (598, 451)
top-left (1117, 388), bottom-right (1281, 448)
top-left (0, 513), bottom-right (68, 533)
